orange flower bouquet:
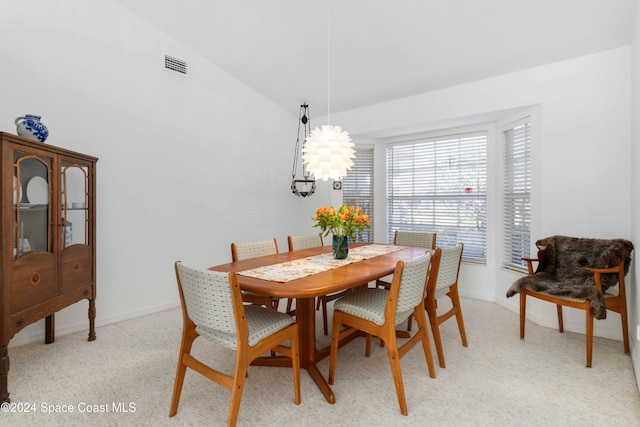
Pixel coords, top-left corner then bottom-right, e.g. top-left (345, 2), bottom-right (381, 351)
top-left (312, 204), bottom-right (370, 238)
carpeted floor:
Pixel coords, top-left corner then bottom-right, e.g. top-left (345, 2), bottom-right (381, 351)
top-left (4, 298), bottom-right (640, 426)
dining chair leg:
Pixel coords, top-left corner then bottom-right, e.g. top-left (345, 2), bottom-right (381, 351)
top-left (365, 334), bottom-right (372, 357)
top-left (327, 316), bottom-right (342, 385)
top-left (426, 298), bottom-right (446, 368)
top-left (322, 299), bottom-right (329, 335)
top-left (228, 356), bottom-right (248, 427)
top-left (169, 324), bottom-right (197, 417)
top-left (327, 313), bottom-right (361, 386)
top-left (519, 292), bottom-right (527, 340)
top-left (412, 307), bottom-right (436, 378)
top-left (288, 326), bottom-right (302, 404)
top-left (585, 309), bottom-right (593, 368)
top-left (168, 356), bottom-right (187, 417)
top-left (449, 287), bottom-right (468, 347)
top-left (383, 332), bottom-right (408, 416)
top-left (556, 304), bottom-right (564, 332)
top-left (455, 309), bottom-right (468, 347)
top-left (620, 304), bottom-right (630, 354)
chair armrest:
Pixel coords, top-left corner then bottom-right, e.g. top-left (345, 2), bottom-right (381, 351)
top-left (521, 258), bottom-right (539, 275)
top-left (584, 264), bottom-right (624, 274)
top-left (585, 261), bottom-right (625, 293)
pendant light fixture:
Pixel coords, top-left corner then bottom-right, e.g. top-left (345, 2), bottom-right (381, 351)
top-left (302, 0), bottom-right (355, 181)
top-left (291, 103), bottom-right (316, 197)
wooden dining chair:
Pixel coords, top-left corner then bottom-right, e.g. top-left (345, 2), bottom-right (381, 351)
top-left (286, 234), bottom-right (322, 314)
top-left (328, 252), bottom-right (436, 416)
top-left (287, 234), bottom-right (323, 252)
top-left (287, 233), bottom-right (351, 334)
top-left (169, 262), bottom-right (301, 426)
top-left (376, 231), bottom-right (437, 336)
top-left (424, 243), bottom-right (467, 368)
top-left (231, 238), bottom-right (286, 310)
top-left (375, 231), bottom-right (436, 290)
top-left (508, 236), bottom-right (633, 367)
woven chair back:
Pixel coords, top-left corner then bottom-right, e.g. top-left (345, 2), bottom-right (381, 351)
top-left (396, 252), bottom-right (432, 314)
top-left (434, 244), bottom-right (463, 291)
top-left (288, 234), bottom-right (323, 251)
top-left (394, 231), bottom-right (436, 249)
top-left (232, 239), bottom-right (278, 261)
top-left (176, 262), bottom-right (237, 334)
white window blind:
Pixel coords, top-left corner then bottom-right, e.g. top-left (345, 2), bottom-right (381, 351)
top-left (386, 131), bottom-right (487, 262)
top-left (343, 146), bottom-right (374, 242)
top-left (502, 119), bottom-right (531, 270)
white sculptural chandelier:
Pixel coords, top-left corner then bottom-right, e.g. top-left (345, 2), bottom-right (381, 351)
top-left (302, 125), bottom-right (354, 181)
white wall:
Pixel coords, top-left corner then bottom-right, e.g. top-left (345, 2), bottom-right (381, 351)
top-left (333, 47), bottom-right (633, 342)
top-left (630, 1), bottom-right (640, 386)
top-left (0, 0), bottom-right (333, 346)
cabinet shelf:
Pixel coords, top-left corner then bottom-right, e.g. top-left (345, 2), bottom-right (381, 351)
top-left (17, 204), bottom-right (48, 210)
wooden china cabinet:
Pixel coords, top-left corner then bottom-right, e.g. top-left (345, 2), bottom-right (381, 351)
top-left (0, 132), bottom-right (97, 403)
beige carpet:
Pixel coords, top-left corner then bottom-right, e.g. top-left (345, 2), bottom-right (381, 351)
top-left (4, 298), bottom-right (640, 426)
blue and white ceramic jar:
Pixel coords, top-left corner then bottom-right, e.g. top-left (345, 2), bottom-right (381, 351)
top-left (15, 114), bottom-right (49, 142)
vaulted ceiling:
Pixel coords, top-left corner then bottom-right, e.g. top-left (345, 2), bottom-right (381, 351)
top-left (116, 0), bottom-right (636, 116)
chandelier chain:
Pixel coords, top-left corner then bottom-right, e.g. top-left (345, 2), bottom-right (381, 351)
top-left (291, 107), bottom-right (303, 178)
top-left (292, 103), bottom-right (310, 179)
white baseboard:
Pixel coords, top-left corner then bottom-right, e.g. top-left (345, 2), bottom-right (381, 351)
top-left (460, 290), bottom-right (493, 302)
top-left (8, 302), bottom-right (180, 349)
top-left (633, 347), bottom-right (640, 395)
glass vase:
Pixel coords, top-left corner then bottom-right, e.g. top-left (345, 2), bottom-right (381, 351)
top-left (332, 235), bottom-right (349, 259)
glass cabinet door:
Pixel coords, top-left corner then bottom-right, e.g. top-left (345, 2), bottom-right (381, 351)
top-left (61, 161), bottom-right (89, 249)
top-left (13, 151), bottom-right (52, 258)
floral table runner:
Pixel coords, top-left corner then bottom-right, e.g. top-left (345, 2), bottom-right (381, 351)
top-left (238, 244), bottom-right (407, 283)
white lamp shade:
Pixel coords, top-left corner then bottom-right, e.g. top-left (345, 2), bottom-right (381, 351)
top-left (302, 125), bottom-right (355, 181)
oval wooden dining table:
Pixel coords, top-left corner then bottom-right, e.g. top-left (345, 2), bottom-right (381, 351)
top-left (210, 243), bottom-right (429, 404)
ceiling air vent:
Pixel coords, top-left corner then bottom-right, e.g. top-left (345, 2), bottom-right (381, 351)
top-left (164, 55), bottom-right (187, 75)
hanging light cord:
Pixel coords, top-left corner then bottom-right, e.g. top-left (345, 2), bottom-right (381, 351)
top-left (327, 0), bottom-right (331, 124)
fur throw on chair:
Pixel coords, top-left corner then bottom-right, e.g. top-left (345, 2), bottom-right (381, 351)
top-left (506, 236), bottom-right (634, 319)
